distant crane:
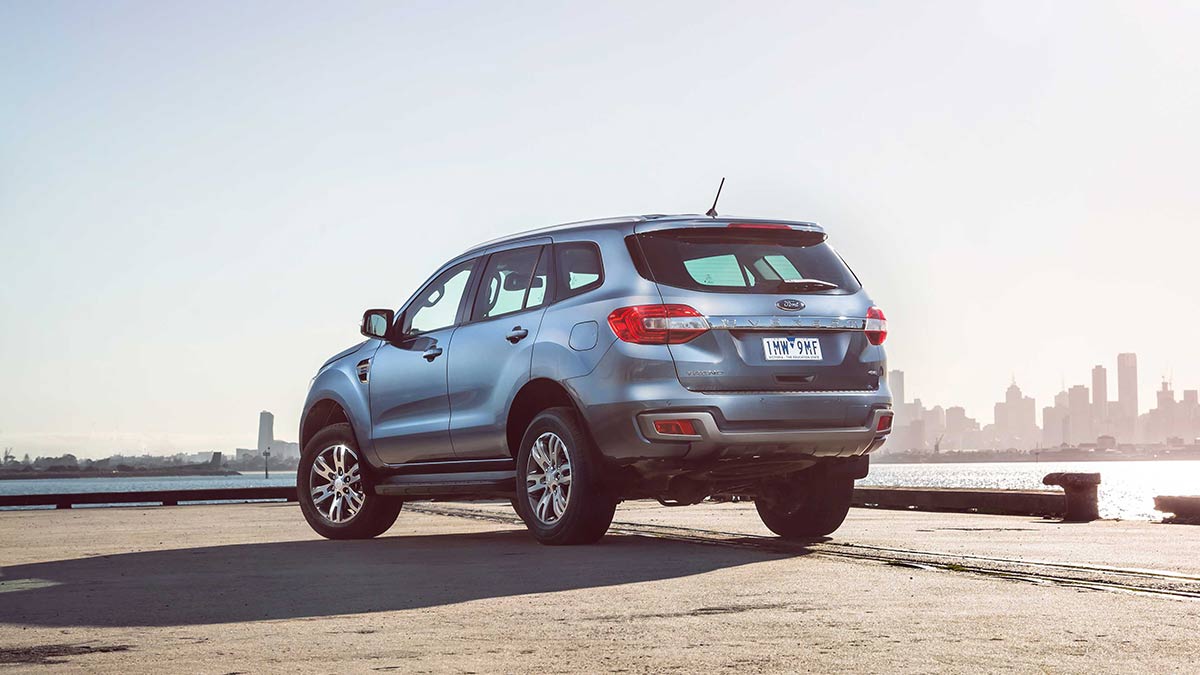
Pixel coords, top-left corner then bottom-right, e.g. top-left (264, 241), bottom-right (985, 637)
top-left (2, 447), bottom-right (12, 465)
top-left (933, 434), bottom-right (944, 455)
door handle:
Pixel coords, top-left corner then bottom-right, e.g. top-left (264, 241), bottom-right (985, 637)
top-left (422, 346), bottom-right (444, 361)
top-left (506, 326), bottom-right (529, 343)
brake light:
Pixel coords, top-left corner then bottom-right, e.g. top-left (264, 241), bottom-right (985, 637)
top-left (865, 306), bottom-right (887, 345)
top-left (607, 304), bottom-right (710, 344)
top-left (653, 419), bottom-right (698, 436)
top-left (877, 413), bottom-right (893, 432)
top-left (727, 223), bottom-right (793, 230)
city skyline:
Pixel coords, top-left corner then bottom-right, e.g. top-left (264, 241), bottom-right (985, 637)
top-left (889, 351), bottom-right (1200, 453)
top-left (3, 409), bottom-right (301, 465)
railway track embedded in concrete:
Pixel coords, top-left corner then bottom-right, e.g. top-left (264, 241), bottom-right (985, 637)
top-left (408, 503), bottom-right (1200, 602)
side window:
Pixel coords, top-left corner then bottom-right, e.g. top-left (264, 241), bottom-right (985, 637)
top-left (555, 242), bottom-right (603, 300)
top-left (471, 246), bottom-right (544, 321)
top-left (403, 259), bottom-right (477, 336)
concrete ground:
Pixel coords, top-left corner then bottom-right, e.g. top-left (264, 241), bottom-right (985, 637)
top-left (1, 502), bottom-right (1198, 673)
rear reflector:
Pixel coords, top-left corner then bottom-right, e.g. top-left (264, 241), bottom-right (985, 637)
top-left (607, 304), bottom-right (710, 344)
top-left (865, 306), bottom-right (888, 345)
top-left (877, 413), bottom-right (893, 432)
top-left (652, 419), bottom-right (699, 436)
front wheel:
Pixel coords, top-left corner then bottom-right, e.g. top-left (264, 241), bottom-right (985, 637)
top-left (515, 407), bottom-right (616, 545)
top-left (755, 471), bottom-right (855, 539)
top-left (298, 423), bottom-right (402, 540)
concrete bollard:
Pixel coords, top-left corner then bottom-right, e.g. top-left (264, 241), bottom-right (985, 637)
top-left (1042, 472), bottom-right (1101, 522)
top-left (1153, 496), bottom-right (1200, 525)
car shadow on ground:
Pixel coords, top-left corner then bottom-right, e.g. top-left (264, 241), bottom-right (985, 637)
top-left (0, 529), bottom-right (811, 628)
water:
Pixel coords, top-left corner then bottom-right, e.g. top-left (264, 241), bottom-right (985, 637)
top-left (862, 460), bottom-right (1200, 521)
top-left (2, 463), bottom-right (1197, 520)
top-left (0, 472), bottom-right (298, 510)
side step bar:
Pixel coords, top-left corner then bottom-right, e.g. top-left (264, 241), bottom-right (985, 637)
top-left (373, 470), bottom-right (517, 499)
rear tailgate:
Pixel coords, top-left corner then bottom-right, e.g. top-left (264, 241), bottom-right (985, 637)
top-left (628, 221), bottom-right (883, 396)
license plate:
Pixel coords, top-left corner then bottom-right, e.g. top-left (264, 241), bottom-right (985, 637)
top-left (763, 336), bottom-right (822, 361)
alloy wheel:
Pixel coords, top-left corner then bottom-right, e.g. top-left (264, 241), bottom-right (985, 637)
top-left (525, 431), bottom-right (573, 525)
top-left (309, 443), bottom-right (365, 524)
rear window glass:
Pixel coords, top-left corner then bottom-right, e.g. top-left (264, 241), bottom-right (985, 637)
top-left (630, 229), bottom-right (861, 294)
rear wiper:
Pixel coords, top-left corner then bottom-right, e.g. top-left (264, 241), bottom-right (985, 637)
top-left (776, 278), bottom-right (839, 292)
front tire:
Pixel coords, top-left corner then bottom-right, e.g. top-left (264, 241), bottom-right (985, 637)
top-left (755, 470), bottom-right (855, 539)
top-left (515, 407), bottom-right (616, 545)
top-left (298, 423), bottom-right (402, 540)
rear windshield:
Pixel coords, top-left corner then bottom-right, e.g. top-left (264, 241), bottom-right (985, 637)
top-left (628, 228), bottom-right (861, 294)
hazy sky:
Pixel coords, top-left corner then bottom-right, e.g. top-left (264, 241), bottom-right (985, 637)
top-left (2, 1), bottom-right (1199, 458)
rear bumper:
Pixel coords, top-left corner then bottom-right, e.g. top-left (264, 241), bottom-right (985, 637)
top-left (565, 340), bottom-right (893, 464)
top-left (636, 408), bottom-right (892, 458)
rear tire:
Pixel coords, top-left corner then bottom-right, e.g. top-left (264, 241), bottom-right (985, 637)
top-left (755, 470), bottom-right (854, 539)
top-left (515, 407), bottom-right (616, 545)
top-left (298, 423), bottom-right (402, 540)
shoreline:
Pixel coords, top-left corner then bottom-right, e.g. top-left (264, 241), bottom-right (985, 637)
top-left (0, 469), bottom-right (243, 481)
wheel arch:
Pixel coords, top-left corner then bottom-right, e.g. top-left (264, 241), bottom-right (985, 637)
top-left (301, 398), bottom-right (354, 450)
top-left (506, 378), bottom-right (584, 458)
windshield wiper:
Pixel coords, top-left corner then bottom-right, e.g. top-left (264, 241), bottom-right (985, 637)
top-left (776, 278), bottom-right (839, 292)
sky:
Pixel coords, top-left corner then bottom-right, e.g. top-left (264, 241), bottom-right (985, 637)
top-left (2, 1), bottom-right (1199, 458)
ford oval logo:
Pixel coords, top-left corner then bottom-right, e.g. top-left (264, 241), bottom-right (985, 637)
top-left (776, 299), bottom-right (805, 311)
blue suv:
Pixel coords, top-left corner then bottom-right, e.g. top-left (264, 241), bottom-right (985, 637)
top-left (298, 215), bottom-right (893, 544)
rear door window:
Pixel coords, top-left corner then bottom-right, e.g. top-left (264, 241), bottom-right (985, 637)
top-left (471, 246), bottom-right (545, 321)
top-left (631, 229), bottom-right (861, 294)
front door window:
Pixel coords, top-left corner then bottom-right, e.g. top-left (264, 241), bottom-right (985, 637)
top-left (404, 260), bottom-right (476, 336)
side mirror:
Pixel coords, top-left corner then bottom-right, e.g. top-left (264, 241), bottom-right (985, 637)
top-left (361, 308), bottom-right (395, 340)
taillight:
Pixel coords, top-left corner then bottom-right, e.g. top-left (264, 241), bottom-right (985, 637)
top-left (865, 306), bottom-right (887, 345)
top-left (607, 304), bottom-right (710, 344)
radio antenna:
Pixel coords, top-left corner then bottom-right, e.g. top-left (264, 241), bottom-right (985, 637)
top-left (705, 177), bottom-right (725, 218)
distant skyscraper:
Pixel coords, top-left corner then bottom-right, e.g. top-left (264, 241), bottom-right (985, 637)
top-left (1151, 380), bottom-right (1179, 443)
top-left (258, 411), bottom-right (274, 453)
top-left (995, 381), bottom-right (1037, 448)
top-left (1067, 384), bottom-right (1092, 445)
top-left (889, 369), bottom-right (905, 405)
top-left (1092, 365), bottom-right (1108, 428)
top-left (1117, 353), bottom-right (1138, 440)
top-left (1042, 404), bottom-right (1066, 447)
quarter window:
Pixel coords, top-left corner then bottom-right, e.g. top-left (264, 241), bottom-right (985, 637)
top-left (555, 243), bottom-right (603, 300)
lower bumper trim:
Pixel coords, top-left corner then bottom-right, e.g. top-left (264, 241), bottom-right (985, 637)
top-left (636, 409), bottom-right (892, 458)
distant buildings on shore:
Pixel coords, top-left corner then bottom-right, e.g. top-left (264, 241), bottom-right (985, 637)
top-left (234, 410), bottom-right (299, 463)
top-left (2, 409), bottom-right (301, 473)
top-left (886, 353), bottom-right (1200, 454)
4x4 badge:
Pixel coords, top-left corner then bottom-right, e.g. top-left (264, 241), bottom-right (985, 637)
top-left (776, 299), bottom-right (805, 311)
